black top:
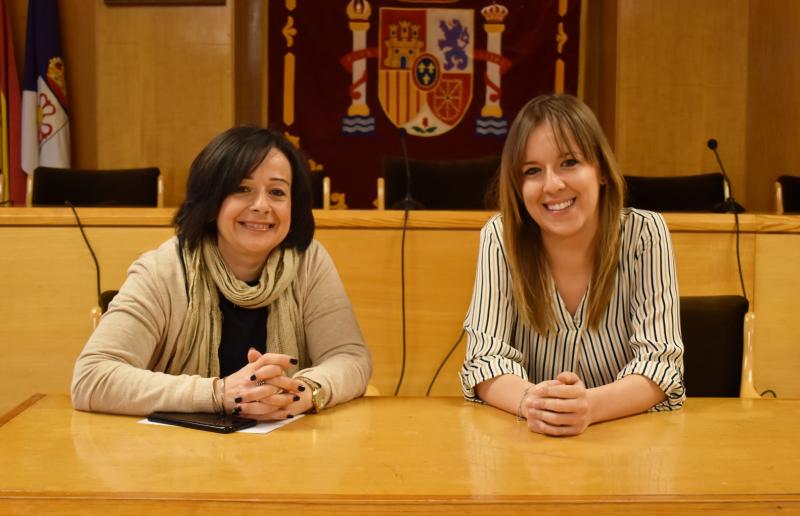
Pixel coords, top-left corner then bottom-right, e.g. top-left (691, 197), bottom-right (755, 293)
top-left (218, 289), bottom-right (268, 378)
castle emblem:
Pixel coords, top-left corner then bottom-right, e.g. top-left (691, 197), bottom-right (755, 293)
top-left (341, 1), bottom-right (510, 138)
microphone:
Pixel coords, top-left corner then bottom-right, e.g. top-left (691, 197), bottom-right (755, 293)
top-left (706, 138), bottom-right (745, 213)
top-left (391, 128), bottom-right (425, 210)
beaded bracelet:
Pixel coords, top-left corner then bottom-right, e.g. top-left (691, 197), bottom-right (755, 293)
top-left (516, 385), bottom-right (534, 421)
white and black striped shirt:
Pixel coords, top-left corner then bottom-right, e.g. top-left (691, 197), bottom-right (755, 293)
top-left (461, 209), bottom-right (685, 411)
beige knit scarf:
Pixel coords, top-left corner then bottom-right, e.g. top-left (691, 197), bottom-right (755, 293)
top-left (166, 238), bottom-right (304, 378)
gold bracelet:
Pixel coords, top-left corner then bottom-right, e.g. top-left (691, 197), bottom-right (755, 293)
top-left (220, 377), bottom-right (227, 415)
top-left (211, 377), bottom-right (227, 415)
top-left (516, 385), bottom-right (534, 421)
top-left (211, 377), bottom-right (221, 414)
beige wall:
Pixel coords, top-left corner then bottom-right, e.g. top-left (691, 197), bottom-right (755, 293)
top-left (746, 0), bottom-right (800, 212)
top-left (601, 0), bottom-right (800, 211)
top-left (613, 0), bottom-right (750, 204)
top-left (60, 0), bottom-right (234, 206)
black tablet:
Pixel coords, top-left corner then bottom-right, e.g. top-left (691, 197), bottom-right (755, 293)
top-left (148, 412), bottom-right (258, 434)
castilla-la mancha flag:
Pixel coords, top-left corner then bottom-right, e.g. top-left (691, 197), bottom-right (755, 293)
top-left (1, 0), bottom-right (22, 205)
top-left (21, 0), bottom-right (69, 179)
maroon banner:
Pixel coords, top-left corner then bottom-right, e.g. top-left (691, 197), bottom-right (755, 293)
top-left (268, 0), bottom-right (581, 208)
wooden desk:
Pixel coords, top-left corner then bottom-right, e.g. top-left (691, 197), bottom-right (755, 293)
top-left (1, 209), bottom-right (799, 415)
top-left (0, 395), bottom-right (797, 514)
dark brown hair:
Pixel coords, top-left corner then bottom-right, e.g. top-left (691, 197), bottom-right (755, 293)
top-left (174, 126), bottom-right (315, 252)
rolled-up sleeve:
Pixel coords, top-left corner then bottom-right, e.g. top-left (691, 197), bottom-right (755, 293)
top-left (618, 212), bottom-right (685, 410)
top-left (460, 216), bottom-right (526, 402)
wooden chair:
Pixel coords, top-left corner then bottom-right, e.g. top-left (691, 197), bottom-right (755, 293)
top-left (775, 174), bottom-right (800, 214)
top-left (680, 295), bottom-right (758, 398)
top-left (27, 166), bottom-right (163, 207)
top-left (309, 171), bottom-right (331, 209)
top-left (624, 172), bottom-right (727, 212)
top-left (376, 155), bottom-right (500, 210)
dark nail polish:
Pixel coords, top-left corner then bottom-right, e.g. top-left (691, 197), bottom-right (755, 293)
top-left (232, 407), bottom-right (241, 415)
top-left (286, 414), bottom-right (294, 419)
top-left (234, 396), bottom-right (242, 404)
top-left (293, 395), bottom-right (300, 402)
top-left (298, 385), bottom-right (306, 392)
top-left (290, 358), bottom-right (299, 365)
top-left (250, 374), bottom-right (257, 381)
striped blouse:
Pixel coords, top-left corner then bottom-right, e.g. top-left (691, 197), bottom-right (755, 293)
top-left (460, 208), bottom-right (685, 411)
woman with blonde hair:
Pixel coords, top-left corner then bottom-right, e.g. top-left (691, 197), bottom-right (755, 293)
top-left (460, 94), bottom-right (684, 436)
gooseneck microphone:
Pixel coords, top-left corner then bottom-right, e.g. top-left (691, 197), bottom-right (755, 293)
top-left (706, 138), bottom-right (745, 214)
top-left (706, 138), bottom-right (747, 301)
top-left (391, 128), bottom-right (425, 210)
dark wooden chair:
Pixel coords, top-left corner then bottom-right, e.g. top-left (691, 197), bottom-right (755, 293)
top-left (775, 174), bottom-right (800, 214)
top-left (680, 295), bottom-right (758, 397)
top-left (377, 155), bottom-right (500, 210)
top-left (27, 166), bottom-right (163, 207)
top-left (624, 172), bottom-right (727, 212)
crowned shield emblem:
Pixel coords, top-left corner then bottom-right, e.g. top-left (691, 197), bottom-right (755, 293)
top-left (378, 8), bottom-right (474, 137)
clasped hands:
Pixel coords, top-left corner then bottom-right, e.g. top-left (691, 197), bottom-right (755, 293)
top-left (521, 371), bottom-right (592, 437)
top-left (223, 348), bottom-right (311, 421)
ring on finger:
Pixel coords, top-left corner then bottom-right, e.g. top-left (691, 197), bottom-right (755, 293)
top-left (255, 379), bottom-right (267, 386)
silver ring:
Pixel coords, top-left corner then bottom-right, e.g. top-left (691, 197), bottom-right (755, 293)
top-left (255, 379), bottom-right (267, 386)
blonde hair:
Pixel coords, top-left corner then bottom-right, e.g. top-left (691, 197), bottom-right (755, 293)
top-left (498, 94), bottom-right (626, 332)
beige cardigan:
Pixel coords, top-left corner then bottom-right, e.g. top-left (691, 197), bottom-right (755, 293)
top-left (71, 237), bottom-right (371, 415)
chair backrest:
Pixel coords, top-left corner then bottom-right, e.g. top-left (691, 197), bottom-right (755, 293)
top-left (381, 155), bottom-right (500, 210)
top-left (680, 295), bottom-right (749, 397)
top-left (91, 289), bottom-right (120, 329)
top-left (28, 166), bottom-right (162, 207)
top-left (777, 174), bottom-right (800, 213)
top-left (309, 171), bottom-right (330, 209)
top-left (624, 173), bottom-right (725, 212)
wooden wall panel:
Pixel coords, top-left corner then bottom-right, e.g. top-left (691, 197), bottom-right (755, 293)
top-left (0, 226), bottom-right (174, 416)
top-left (746, 0), bottom-right (800, 212)
top-left (59, 0), bottom-right (234, 206)
top-left (615, 0), bottom-right (749, 204)
top-left (753, 233), bottom-right (800, 398)
top-left (4, 211), bottom-right (788, 414)
top-left (580, 0), bottom-right (617, 148)
top-left (59, 1), bottom-right (98, 168)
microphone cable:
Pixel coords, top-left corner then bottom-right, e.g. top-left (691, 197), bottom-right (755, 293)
top-left (425, 328), bottom-right (465, 396)
top-left (393, 129), bottom-right (412, 396)
top-left (65, 201), bottom-right (103, 309)
top-left (707, 139), bottom-right (747, 301)
top-left (732, 209), bottom-right (747, 301)
top-left (393, 201), bottom-right (411, 395)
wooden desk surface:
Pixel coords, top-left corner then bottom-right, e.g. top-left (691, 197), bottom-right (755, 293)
top-left (0, 395), bottom-right (797, 514)
top-left (2, 206), bottom-right (799, 232)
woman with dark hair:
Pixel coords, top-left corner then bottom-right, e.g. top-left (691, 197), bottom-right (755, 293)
top-left (460, 94), bottom-right (684, 436)
top-left (72, 127), bottom-right (371, 420)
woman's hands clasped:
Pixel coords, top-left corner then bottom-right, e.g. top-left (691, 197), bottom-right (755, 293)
top-left (521, 372), bottom-right (593, 437)
top-left (223, 348), bottom-right (312, 421)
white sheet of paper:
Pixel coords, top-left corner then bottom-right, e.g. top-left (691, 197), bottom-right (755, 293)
top-left (139, 414), bottom-right (303, 434)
